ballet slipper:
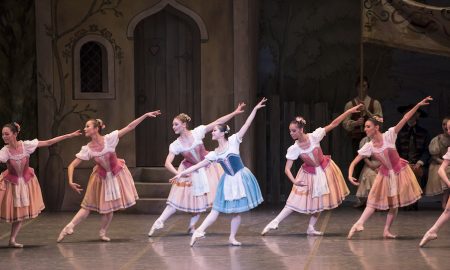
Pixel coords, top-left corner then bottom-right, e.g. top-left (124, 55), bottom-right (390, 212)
top-left (419, 231), bottom-right (437, 247)
top-left (99, 230), bottom-right (111, 242)
top-left (57, 224), bottom-right (74, 243)
top-left (347, 223), bottom-right (364, 239)
top-left (383, 231), bottom-right (397, 239)
top-left (307, 228), bottom-right (324, 236)
top-left (8, 241), bottom-right (24, 248)
top-left (190, 230), bottom-right (205, 247)
top-left (229, 238), bottom-right (242, 246)
top-left (148, 220), bottom-right (164, 237)
top-left (261, 220), bottom-right (279, 236)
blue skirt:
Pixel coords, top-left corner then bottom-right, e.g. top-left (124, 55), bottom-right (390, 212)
top-left (212, 168), bottom-right (264, 213)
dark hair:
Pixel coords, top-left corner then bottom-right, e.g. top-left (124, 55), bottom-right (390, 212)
top-left (3, 123), bottom-right (20, 134)
top-left (290, 116), bottom-right (306, 129)
top-left (354, 75), bottom-right (369, 89)
top-left (88, 119), bottom-right (106, 134)
top-left (216, 124), bottom-right (231, 139)
top-left (367, 114), bottom-right (383, 130)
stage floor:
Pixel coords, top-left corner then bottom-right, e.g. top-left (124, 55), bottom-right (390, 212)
top-left (0, 206), bottom-right (449, 270)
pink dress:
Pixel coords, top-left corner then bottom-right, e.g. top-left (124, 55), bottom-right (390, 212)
top-left (167, 125), bottom-right (222, 212)
top-left (443, 147), bottom-right (450, 211)
top-left (285, 128), bottom-right (349, 214)
top-left (0, 140), bottom-right (45, 222)
top-left (76, 131), bottom-right (138, 214)
top-left (358, 127), bottom-right (422, 210)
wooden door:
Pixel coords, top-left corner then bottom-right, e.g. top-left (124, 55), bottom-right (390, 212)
top-left (134, 7), bottom-right (201, 166)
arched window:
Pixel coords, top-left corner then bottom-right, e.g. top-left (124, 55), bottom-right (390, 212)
top-left (73, 35), bottom-right (116, 99)
top-left (80, 41), bottom-right (106, 93)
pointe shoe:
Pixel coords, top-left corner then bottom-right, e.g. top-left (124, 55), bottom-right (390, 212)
top-left (148, 220), bottom-right (164, 237)
top-left (229, 239), bottom-right (242, 246)
top-left (99, 231), bottom-right (111, 242)
top-left (261, 220), bottom-right (279, 236)
top-left (307, 228), bottom-right (324, 236)
top-left (383, 231), bottom-right (397, 239)
top-left (8, 241), bottom-right (24, 248)
top-left (419, 231), bottom-right (437, 247)
top-left (57, 225), bottom-right (74, 243)
top-left (347, 223), bottom-right (364, 239)
top-left (190, 230), bottom-right (205, 247)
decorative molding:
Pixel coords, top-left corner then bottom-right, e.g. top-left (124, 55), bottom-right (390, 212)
top-left (127, 0), bottom-right (208, 42)
top-left (63, 24), bottom-right (123, 64)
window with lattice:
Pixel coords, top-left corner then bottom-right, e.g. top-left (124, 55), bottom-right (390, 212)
top-left (80, 42), bottom-right (106, 93)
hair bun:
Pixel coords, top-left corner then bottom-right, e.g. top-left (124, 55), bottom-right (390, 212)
top-left (372, 115), bottom-right (384, 123)
top-left (13, 122), bottom-right (21, 133)
top-left (295, 117), bottom-right (306, 125)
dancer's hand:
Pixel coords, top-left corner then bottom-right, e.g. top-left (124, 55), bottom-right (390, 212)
top-left (169, 174), bottom-right (182, 184)
top-left (348, 104), bottom-right (364, 114)
top-left (68, 130), bottom-right (82, 138)
top-left (417, 96), bottom-right (433, 107)
top-left (294, 180), bottom-right (307, 187)
top-left (254, 97), bottom-right (267, 110)
top-left (69, 182), bottom-right (83, 194)
top-left (233, 102), bottom-right (246, 115)
top-left (146, 110), bottom-right (162, 118)
top-left (348, 176), bottom-right (359, 186)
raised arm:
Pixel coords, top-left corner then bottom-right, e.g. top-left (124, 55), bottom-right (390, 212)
top-left (117, 110), bottom-right (161, 138)
top-left (348, 155), bottom-right (364, 186)
top-left (324, 104), bottom-right (363, 133)
top-left (438, 160), bottom-right (450, 187)
top-left (237, 97), bottom-right (267, 139)
top-left (67, 158), bottom-right (83, 194)
top-left (204, 103), bottom-right (246, 133)
top-left (164, 152), bottom-right (179, 175)
top-left (37, 130), bottom-right (82, 148)
top-left (169, 159), bottom-right (210, 182)
top-left (394, 96), bottom-right (432, 134)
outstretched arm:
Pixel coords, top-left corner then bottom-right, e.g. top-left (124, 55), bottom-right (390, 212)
top-left (37, 130), bottom-right (82, 148)
top-left (118, 110), bottom-right (161, 138)
top-left (237, 97), bottom-right (267, 139)
top-left (394, 96), bottom-right (432, 134)
top-left (67, 158), bottom-right (83, 194)
top-left (169, 159), bottom-right (210, 183)
top-left (348, 155), bottom-right (365, 186)
top-left (438, 160), bottom-right (450, 188)
top-left (324, 104), bottom-right (363, 133)
top-left (204, 103), bottom-right (246, 133)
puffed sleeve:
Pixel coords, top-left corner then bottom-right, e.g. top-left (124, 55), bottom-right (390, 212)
top-left (229, 134), bottom-right (243, 148)
top-left (75, 146), bottom-right (90, 161)
top-left (105, 130), bottom-right (119, 148)
top-left (169, 141), bottom-right (181, 155)
top-left (23, 139), bottom-right (39, 155)
top-left (428, 136), bottom-right (440, 156)
top-left (192, 125), bottom-right (207, 140)
top-left (384, 127), bottom-right (398, 144)
top-left (0, 147), bottom-right (9, 163)
top-left (357, 142), bottom-right (372, 157)
top-left (443, 148), bottom-right (450, 160)
top-left (310, 127), bottom-right (326, 143)
top-left (285, 144), bottom-right (300, 160)
top-left (205, 151), bottom-right (217, 162)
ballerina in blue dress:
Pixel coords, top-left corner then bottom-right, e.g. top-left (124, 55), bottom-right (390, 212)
top-left (170, 98), bottom-right (266, 247)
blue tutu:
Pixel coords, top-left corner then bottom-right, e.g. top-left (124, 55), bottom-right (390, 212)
top-left (212, 167), bottom-right (264, 213)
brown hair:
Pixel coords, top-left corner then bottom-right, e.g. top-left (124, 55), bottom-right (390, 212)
top-left (290, 116), bottom-right (306, 129)
top-left (367, 115), bottom-right (383, 130)
top-left (3, 122), bottom-right (20, 134)
top-left (88, 118), bottom-right (106, 134)
top-left (175, 113), bottom-right (191, 125)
